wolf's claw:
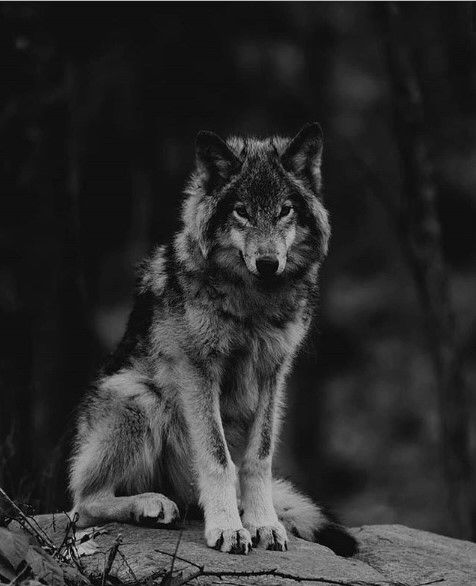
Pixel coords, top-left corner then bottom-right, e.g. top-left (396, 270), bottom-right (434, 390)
top-left (131, 493), bottom-right (180, 525)
top-left (244, 522), bottom-right (288, 552)
top-left (206, 527), bottom-right (252, 554)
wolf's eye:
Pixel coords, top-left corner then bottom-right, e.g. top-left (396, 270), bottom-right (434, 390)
top-left (279, 203), bottom-right (293, 219)
top-left (233, 204), bottom-right (249, 221)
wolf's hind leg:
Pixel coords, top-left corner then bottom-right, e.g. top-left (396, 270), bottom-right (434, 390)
top-left (74, 491), bottom-right (179, 527)
top-left (272, 478), bottom-right (358, 557)
top-left (69, 370), bottom-right (180, 528)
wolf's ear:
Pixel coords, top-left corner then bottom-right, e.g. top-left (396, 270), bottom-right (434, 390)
top-left (196, 131), bottom-right (241, 186)
top-left (281, 123), bottom-right (323, 191)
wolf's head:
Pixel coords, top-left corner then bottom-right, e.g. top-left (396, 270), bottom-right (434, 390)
top-left (177, 124), bottom-right (330, 287)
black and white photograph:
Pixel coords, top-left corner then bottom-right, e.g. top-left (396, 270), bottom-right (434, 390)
top-left (1, 2), bottom-right (475, 584)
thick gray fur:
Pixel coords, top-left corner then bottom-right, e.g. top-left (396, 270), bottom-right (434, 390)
top-left (69, 123), bottom-right (357, 557)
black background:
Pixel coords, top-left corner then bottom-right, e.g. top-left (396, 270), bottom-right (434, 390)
top-left (1, 2), bottom-right (475, 538)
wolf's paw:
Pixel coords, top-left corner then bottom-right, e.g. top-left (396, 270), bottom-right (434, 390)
top-left (130, 492), bottom-right (180, 525)
top-left (313, 523), bottom-right (358, 557)
top-left (206, 527), bottom-right (252, 555)
top-left (245, 522), bottom-right (288, 551)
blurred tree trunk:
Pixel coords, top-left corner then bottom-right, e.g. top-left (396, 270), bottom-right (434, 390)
top-left (0, 4), bottom-right (97, 506)
top-left (379, 2), bottom-right (473, 539)
top-left (286, 7), bottom-right (339, 500)
top-left (27, 60), bottom-right (95, 510)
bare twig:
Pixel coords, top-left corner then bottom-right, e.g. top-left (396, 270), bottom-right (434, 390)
top-left (55, 513), bottom-right (98, 585)
top-left (154, 549), bottom-right (202, 571)
top-left (152, 546), bottom-right (435, 586)
top-left (101, 534), bottom-right (122, 586)
top-left (0, 488), bottom-right (56, 554)
top-left (55, 512), bottom-right (79, 561)
top-left (155, 565), bottom-right (418, 586)
top-left (116, 549), bottom-right (139, 585)
top-left (159, 507), bottom-right (189, 585)
top-left (169, 526), bottom-right (185, 577)
top-left (195, 572), bottom-right (444, 586)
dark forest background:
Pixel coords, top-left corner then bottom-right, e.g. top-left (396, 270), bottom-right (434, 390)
top-left (1, 2), bottom-right (475, 541)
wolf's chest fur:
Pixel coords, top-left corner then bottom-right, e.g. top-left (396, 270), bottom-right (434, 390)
top-left (145, 264), bottom-right (310, 461)
top-left (145, 244), bottom-right (312, 372)
top-left (152, 277), bottom-right (307, 373)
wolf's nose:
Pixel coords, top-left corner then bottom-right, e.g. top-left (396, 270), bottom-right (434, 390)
top-left (256, 256), bottom-right (279, 278)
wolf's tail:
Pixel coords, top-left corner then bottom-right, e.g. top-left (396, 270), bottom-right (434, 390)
top-left (272, 478), bottom-right (358, 557)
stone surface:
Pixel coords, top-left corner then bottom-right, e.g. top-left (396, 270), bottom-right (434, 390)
top-left (33, 515), bottom-right (476, 585)
top-left (354, 524), bottom-right (476, 586)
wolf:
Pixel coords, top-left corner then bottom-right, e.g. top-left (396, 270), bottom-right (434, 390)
top-left (69, 123), bottom-right (358, 557)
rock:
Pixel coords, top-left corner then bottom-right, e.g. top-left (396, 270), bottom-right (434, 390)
top-left (354, 524), bottom-right (476, 586)
top-left (28, 515), bottom-right (476, 585)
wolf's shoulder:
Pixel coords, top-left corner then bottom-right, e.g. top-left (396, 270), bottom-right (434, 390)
top-left (100, 246), bottom-right (177, 377)
top-left (138, 245), bottom-right (169, 296)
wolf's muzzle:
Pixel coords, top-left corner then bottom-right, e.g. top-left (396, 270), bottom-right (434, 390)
top-left (256, 255), bottom-right (279, 278)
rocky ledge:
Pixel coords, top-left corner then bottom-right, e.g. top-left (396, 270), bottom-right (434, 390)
top-left (4, 514), bottom-right (476, 586)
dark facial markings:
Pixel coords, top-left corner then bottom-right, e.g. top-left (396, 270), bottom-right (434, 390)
top-left (200, 142), bottom-right (326, 279)
top-left (207, 182), bottom-right (297, 237)
top-left (278, 202), bottom-right (293, 219)
top-left (287, 189), bottom-right (322, 246)
top-left (233, 202), bottom-right (250, 221)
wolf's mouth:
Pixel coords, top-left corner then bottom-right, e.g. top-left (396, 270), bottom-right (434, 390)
top-left (239, 251), bottom-right (285, 281)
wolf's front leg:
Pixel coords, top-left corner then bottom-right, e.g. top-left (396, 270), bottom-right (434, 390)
top-left (179, 364), bottom-right (252, 554)
top-left (239, 368), bottom-right (288, 551)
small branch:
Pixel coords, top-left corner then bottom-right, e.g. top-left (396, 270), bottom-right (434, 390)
top-left (158, 504), bottom-right (190, 585)
top-left (116, 549), bottom-right (139, 585)
top-left (169, 566), bottom-right (409, 586)
top-left (169, 525), bottom-right (185, 576)
top-left (197, 573), bottom-right (444, 586)
top-left (62, 512), bottom-right (88, 575)
top-left (0, 488), bottom-right (56, 554)
top-left (55, 512), bottom-right (79, 562)
top-left (152, 547), bottom-right (417, 586)
top-left (101, 534), bottom-right (122, 586)
top-left (154, 549), bottom-right (202, 571)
